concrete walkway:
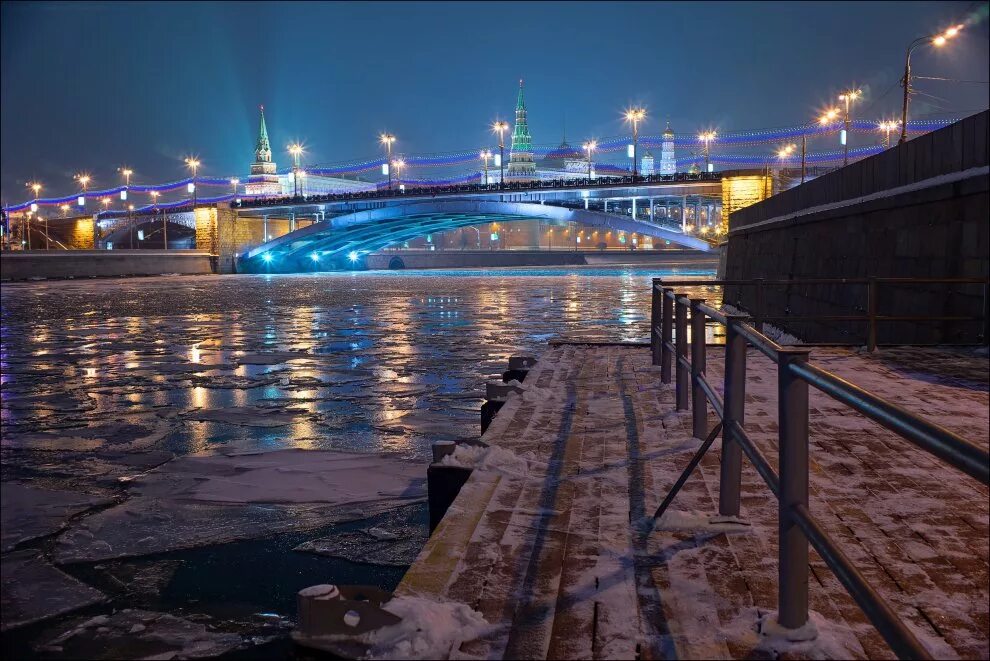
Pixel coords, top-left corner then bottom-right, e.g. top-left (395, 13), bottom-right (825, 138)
top-left (397, 344), bottom-right (989, 659)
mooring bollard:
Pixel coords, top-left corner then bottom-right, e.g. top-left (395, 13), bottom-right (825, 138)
top-left (719, 313), bottom-right (750, 518)
top-left (503, 355), bottom-right (536, 383)
top-left (661, 288), bottom-right (674, 384)
top-left (690, 298), bottom-right (708, 439)
top-left (777, 347), bottom-right (812, 630)
top-left (675, 294), bottom-right (689, 411)
top-left (428, 441), bottom-right (470, 534)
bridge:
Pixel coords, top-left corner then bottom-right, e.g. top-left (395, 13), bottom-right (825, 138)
top-left (230, 172), bottom-right (736, 272)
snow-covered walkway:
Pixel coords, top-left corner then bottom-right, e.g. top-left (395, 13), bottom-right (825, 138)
top-left (396, 344), bottom-right (988, 659)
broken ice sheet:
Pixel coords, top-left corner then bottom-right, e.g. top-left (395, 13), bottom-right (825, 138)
top-left (1, 483), bottom-right (114, 552)
top-left (1, 417), bottom-right (172, 452)
top-left (55, 449), bottom-right (427, 563)
top-left (1, 551), bottom-right (107, 631)
top-left (35, 609), bottom-right (243, 659)
top-left (180, 405), bottom-right (311, 427)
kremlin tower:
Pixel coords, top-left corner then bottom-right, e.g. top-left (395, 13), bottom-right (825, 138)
top-left (507, 80), bottom-right (537, 181)
top-left (245, 106), bottom-right (281, 196)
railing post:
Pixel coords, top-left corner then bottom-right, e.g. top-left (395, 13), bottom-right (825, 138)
top-left (661, 288), bottom-right (673, 384)
top-left (675, 295), bottom-right (689, 411)
top-left (651, 278), bottom-right (663, 366)
top-left (690, 298), bottom-right (708, 439)
top-left (719, 313), bottom-right (750, 518)
top-left (755, 278), bottom-right (766, 333)
top-left (777, 347), bottom-right (813, 631)
top-left (867, 277), bottom-right (878, 352)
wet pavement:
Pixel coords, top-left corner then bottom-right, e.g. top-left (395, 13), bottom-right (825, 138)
top-left (1, 267), bottom-right (716, 657)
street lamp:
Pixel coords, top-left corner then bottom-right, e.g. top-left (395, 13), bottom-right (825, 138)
top-left (185, 158), bottom-right (200, 206)
top-left (768, 144), bottom-right (797, 197)
top-left (698, 131), bottom-right (717, 173)
top-left (75, 173), bottom-right (91, 206)
top-left (479, 149), bottom-right (492, 186)
top-left (583, 140), bottom-right (597, 180)
top-left (900, 25), bottom-right (964, 145)
top-left (491, 120), bottom-right (508, 189)
top-left (150, 190), bottom-right (166, 250)
top-left (391, 159), bottom-right (405, 190)
top-left (26, 182), bottom-right (41, 250)
top-left (624, 107), bottom-right (646, 177)
top-left (230, 177), bottom-right (240, 197)
top-left (837, 88), bottom-right (861, 166)
top-left (379, 133), bottom-right (396, 190)
top-left (878, 120), bottom-right (901, 149)
top-left (288, 144), bottom-right (304, 198)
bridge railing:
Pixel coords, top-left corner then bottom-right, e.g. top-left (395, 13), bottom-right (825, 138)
top-left (233, 171), bottom-right (722, 209)
top-left (649, 279), bottom-right (989, 659)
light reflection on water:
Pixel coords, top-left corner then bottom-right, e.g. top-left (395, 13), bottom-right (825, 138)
top-left (0, 268), bottom-right (718, 461)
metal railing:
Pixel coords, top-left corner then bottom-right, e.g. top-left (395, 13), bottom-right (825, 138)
top-left (658, 277), bottom-right (989, 351)
top-left (649, 278), bottom-right (990, 660)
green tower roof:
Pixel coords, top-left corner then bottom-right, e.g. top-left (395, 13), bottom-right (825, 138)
top-left (255, 105), bottom-right (272, 162)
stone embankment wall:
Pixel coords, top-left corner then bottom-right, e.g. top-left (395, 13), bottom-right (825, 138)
top-left (724, 111), bottom-right (989, 345)
top-left (364, 249), bottom-right (717, 270)
top-left (0, 250), bottom-right (215, 281)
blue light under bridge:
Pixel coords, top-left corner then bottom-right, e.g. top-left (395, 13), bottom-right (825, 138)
top-left (238, 199), bottom-right (710, 273)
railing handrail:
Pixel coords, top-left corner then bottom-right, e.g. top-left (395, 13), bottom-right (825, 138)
top-left (650, 277), bottom-right (990, 660)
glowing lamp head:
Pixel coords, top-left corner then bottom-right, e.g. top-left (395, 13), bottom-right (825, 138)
top-left (60, 204), bottom-right (69, 212)
top-left (348, 251), bottom-right (359, 263)
top-left (150, 191), bottom-right (159, 199)
top-left (261, 253), bottom-right (273, 263)
top-left (624, 107), bottom-right (646, 124)
top-left (28, 182), bottom-right (41, 195)
top-left (933, 35), bottom-right (947, 46)
top-left (185, 158), bottom-right (201, 173)
top-left (310, 252), bottom-right (321, 262)
top-left (379, 133), bottom-right (396, 147)
top-left (583, 140), bottom-right (597, 152)
top-left (76, 174), bottom-right (91, 188)
top-left (230, 178), bottom-right (240, 185)
top-left (491, 120), bottom-right (509, 137)
top-left (289, 144), bottom-right (303, 156)
top-left (120, 168), bottom-right (133, 178)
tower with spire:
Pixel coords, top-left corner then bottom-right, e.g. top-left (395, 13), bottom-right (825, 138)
top-left (507, 80), bottom-right (536, 181)
top-left (659, 121), bottom-right (676, 175)
top-left (245, 105), bottom-right (282, 197)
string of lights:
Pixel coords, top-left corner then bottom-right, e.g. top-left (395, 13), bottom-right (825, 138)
top-left (3, 117), bottom-right (959, 212)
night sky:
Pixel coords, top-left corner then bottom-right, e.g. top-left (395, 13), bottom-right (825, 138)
top-left (2, 1), bottom-right (988, 203)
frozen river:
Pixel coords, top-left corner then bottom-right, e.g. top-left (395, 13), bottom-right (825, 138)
top-left (1, 267), bottom-right (715, 657)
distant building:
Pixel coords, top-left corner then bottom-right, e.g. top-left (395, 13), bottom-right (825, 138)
top-left (244, 106), bottom-right (374, 198)
top-left (660, 122), bottom-right (676, 175)
top-left (244, 106), bottom-right (281, 197)
top-left (507, 80), bottom-right (537, 182)
top-left (641, 151), bottom-right (655, 176)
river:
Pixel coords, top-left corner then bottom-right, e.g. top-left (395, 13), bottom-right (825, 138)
top-left (1, 267), bottom-right (717, 657)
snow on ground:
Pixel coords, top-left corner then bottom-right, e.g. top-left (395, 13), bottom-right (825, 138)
top-left (365, 595), bottom-right (492, 660)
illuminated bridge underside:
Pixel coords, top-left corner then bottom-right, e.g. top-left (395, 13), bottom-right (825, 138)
top-left (240, 200), bottom-right (709, 272)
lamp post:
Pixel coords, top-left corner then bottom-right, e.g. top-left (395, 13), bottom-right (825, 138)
top-left (900, 25), bottom-right (963, 145)
top-left (479, 149), bottom-right (492, 186)
top-left (624, 107), bottom-right (646, 178)
top-left (150, 191), bottom-right (165, 250)
top-left (288, 144), bottom-right (303, 198)
top-left (815, 108), bottom-right (840, 182)
top-left (491, 121), bottom-right (508, 189)
top-left (879, 120), bottom-right (901, 149)
top-left (770, 144), bottom-right (797, 197)
top-left (391, 159), bottom-right (405, 191)
top-left (120, 168), bottom-right (134, 249)
top-left (583, 140), bottom-right (597, 181)
top-left (185, 158), bottom-right (200, 206)
top-left (75, 173), bottom-right (90, 207)
top-left (837, 88), bottom-right (861, 166)
top-left (379, 133), bottom-right (396, 191)
top-left (27, 182), bottom-right (41, 250)
top-left (698, 131), bottom-right (716, 173)
top-left (230, 177), bottom-right (240, 198)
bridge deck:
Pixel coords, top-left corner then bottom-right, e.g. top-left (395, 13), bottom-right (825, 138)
top-left (397, 344), bottom-right (989, 659)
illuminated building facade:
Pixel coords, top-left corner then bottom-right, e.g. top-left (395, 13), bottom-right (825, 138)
top-left (660, 122), bottom-right (676, 175)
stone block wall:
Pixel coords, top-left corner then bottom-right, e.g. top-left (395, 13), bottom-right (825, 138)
top-left (724, 111), bottom-right (989, 345)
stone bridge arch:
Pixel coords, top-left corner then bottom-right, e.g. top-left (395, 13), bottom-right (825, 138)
top-left (239, 199), bottom-right (709, 272)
